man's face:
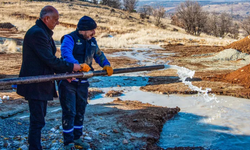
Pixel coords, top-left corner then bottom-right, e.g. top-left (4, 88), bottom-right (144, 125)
top-left (45, 11), bottom-right (59, 30)
top-left (79, 29), bottom-right (95, 40)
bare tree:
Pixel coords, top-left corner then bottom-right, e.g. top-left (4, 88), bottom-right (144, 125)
top-left (171, 14), bottom-right (184, 28)
top-left (152, 6), bottom-right (166, 27)
top-left (230, 23), bottom-right (240, 39)
top-left (204, 12), bottom-right (238, 38)
top-left (203, 12), bottom-right (219, 36)
top-left (123, 0), bottom-right (138, 12)
top-left (100, 0), bottom-right (121, 9)
top-left (175, 0), bottom-right (207, 35)
top-left (241, 16), bottom-right (250, 36)
top-left (92, 0), bottom-right (98, 4)
top-left (217, 12), bottom-right (231, 37)
top-left (138, 5), bottom-right (152, 19)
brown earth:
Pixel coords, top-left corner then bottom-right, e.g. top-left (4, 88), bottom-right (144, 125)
top-left (143, 44), bottom-right (250, 99)
top-left (222, 35), bottom-right (250, 53)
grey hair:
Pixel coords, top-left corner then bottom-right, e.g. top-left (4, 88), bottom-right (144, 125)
top-left (40, 5), bottom-right (57, 19)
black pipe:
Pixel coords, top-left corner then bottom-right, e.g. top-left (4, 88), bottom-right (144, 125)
top-left (0, 65), bottom-right (168, 86)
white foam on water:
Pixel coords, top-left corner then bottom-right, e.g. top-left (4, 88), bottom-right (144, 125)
top-left (169, 65), bottom-right (217, 102)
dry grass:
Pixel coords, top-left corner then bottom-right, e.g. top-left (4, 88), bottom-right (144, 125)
top-left (0, 0), bottom-right (237, 49)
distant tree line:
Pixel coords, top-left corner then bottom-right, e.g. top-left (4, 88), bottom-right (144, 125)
top-left (99, 0), bottom-right (138, 12)
top-left (171, 0), bottom-right (240, 39)
top-left (23, 0), bottom-right (138, 12)
top-left (137, 5), bottom-right (166, 27)
top-left (241, 16), bottom-right (250, 36)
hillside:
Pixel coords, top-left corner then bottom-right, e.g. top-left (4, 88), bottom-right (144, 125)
top-left (0, 0), bottom-right (235, 49)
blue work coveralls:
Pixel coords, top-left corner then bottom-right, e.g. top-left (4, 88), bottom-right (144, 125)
top-left (59, 30), bottom-right (110, 145)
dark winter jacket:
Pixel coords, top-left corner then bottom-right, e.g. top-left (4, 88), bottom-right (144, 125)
top-left (17, 19), bottom-right (74, 101)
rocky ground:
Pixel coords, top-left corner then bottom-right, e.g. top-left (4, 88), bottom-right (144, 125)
top-left (0, 37), bottom-right (250, 149)
top-left (0, 97), bottom-right (180, 150)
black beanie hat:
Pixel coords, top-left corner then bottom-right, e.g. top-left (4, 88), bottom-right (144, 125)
top-left (77, 16), bottom-right (97, 31)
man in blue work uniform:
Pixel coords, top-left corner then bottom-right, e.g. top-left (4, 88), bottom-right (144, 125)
top-left (59, 16), bottom-right (113, 149)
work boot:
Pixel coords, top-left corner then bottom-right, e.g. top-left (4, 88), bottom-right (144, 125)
top-left (64, 143), bottom-right (76, 150)
top-left (74, 138), bottom-right (90, 149)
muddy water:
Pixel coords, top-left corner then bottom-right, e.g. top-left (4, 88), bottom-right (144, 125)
top-left (157, 95), bottom-right (250, 150)
top-left (89, 77), bottom-right (250, 149)
top-left (12, 45), bottom-right (250, 149)
top-left (158, 96), bottom-right (250, 150)
top-left (105, 45), bottom-right (250, 149)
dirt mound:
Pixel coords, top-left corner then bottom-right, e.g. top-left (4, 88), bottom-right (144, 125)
top-left (0, 23), bottom-right (15, 29)
top-left (11, 12), bottom-right (38, 20)
top-left (0, 23), bottom-right (17, 31)
top-left (223, 36), bottom-right (250, 53)
top-left (204, 64), bottom-right (250, 88)
top-left (197, 48), bottom-right (250, 64)
top-left (222, 64), bottom-right (250, 87)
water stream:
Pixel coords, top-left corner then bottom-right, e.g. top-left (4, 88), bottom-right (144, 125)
top-left (106, 45), bottom-right (250, 149)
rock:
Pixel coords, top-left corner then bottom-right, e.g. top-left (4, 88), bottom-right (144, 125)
top-left (105, 90), bottom-right (123, 97)
top-left (2, 95), bottom-right (9, 100)
top-left (83, 136), bottom-right (92, 141)
top-left (122, 139), bottom-right (128, 144)
top-left (50, 128), bottom-right (56, 132)
top-left (3, 140), bottom-right (8, 147)
top-left (114, 98), bottom-right (122, 101)
top-left (113, 129), bottom-right (119, 133)
top-left (19, 145), bottom-right (28, 150)
top-left (133, 119), bottom-right (138, 122)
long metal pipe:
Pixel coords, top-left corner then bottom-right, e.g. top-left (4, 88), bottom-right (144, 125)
top-left (0, 65), bottom-right (170, 86)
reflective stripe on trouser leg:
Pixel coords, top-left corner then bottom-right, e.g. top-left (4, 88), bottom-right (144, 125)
top-left (59, 80), bottom-right (77, 145)
top-left (74, 82), bottom-right (89, 140)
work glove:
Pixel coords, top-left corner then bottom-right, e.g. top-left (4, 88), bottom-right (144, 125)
top-left (103, 65), bottom-right (113, 76)
top-left (79, 63), bottom-right (91, 72)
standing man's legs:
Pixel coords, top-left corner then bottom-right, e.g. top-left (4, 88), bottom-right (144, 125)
top-left (74, 82), bottom-right (89, 140)
top-left (28, 99), bottom-right (47, 150)
top-left (59, 80), bottom-right (77, 146)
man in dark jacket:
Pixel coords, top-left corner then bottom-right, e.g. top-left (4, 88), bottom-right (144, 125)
top-left (59, 16), bottom-right (113, 149)
top-left (17, 6), bottom-right (81, 150)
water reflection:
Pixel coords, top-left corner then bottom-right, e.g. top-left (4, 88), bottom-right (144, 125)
top-left (159, 112), bottom-right (250, 150)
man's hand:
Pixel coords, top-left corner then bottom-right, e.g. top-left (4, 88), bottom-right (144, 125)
top-left (73, 64), bottom-right (81, 72)
top-left (79, 63), bottom-right (91, 72)
top-left (103, 65), bottom-right (113, 76)
top-left (66, 78), bottom-right (76, 83)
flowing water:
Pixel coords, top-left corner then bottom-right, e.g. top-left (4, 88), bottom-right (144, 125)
top-left (105, 45), bottom-right (250, 149)
top-left (156, 66), bottom-right (250, 150)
